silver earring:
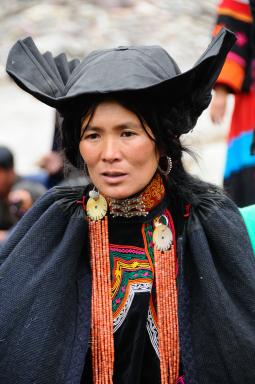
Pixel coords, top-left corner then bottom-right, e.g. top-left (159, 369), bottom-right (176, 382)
top-left (157, 156), bottom-right (172, 176)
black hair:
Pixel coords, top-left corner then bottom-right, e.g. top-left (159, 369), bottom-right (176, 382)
top-left (0, 146), bottom-right (14, 170)
top-left (61, 91), bottom-right (223, 205)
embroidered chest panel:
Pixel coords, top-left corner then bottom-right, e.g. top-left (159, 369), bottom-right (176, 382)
top-left (110, 241), bottom-right (159, 357)
top-left (110, 244), bottom-right (153, 327)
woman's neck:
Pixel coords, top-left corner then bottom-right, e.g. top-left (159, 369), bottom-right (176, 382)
top-left (106, 173), bottom-right (165, 218)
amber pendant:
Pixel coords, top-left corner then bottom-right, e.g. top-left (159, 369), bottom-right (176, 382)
top-left (86, 192), bottom-right (107, 221)
top-left (153, 217), bottom-right (173, 251)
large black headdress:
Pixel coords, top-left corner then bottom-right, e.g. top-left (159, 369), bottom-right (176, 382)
top-left (6, 28), bottom-right (235, 128)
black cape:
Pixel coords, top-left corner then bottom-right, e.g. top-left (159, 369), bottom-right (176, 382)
top-left (0, 186), bottom-right (254, 384)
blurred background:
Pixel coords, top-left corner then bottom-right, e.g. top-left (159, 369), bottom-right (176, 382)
top-left (0, 0), bottom-right (232, 184)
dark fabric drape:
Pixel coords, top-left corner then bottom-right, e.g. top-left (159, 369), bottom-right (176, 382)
top-left (184, 195), bottom-right (255, 383)
top-left (0, 186), bottom-right (254, 383)
top-left (0, 187), bottom-right (91, 384)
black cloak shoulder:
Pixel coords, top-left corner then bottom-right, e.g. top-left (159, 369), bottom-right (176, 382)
top-left (0, 186), bottom-right (254, 383)
top-left (0, 186), bottom-right (91, 384)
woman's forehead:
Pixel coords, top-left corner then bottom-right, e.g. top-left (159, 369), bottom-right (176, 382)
top-left (82, 99), bottom-right (142, 129)
top-left (80, 99), bottom-right (156, 141)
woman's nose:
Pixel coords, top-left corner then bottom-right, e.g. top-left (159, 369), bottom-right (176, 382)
top-left (101, 138), bottom-right (121, 162)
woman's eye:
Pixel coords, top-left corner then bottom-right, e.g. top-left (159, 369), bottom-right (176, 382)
top-left (84, 133), bottom-right (99, 140)
top-left (121, 131), bottom-right (136, 137)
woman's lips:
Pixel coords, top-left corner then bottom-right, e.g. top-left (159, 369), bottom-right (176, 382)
top-left (101, 172), bottom-right (127, 183)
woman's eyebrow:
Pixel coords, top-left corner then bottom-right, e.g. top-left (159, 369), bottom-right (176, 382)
top-left (83, 125), bottom-right (102, 132)
top-left (83, 122), bottom-right (142, 131)
top-left (115, 122), bottom-right (142, 129)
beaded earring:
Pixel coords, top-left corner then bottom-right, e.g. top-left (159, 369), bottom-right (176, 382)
top-left (157, 156), bottom-right (173, 176)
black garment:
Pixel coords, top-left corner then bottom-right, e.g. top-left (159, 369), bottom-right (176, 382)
top-left (82, 194), bottom-right (170, 384)
top-left (82, 297), bottom-right (160, 384)
top-left (109, 217), bottom-right (160, 384)
top-left (0, 186), bottom-right (255, 383)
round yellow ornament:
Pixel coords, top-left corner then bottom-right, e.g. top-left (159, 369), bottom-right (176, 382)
top-left (86, 194), bottom-right (107, 221)
top-left (152, 223), bottom-right (173, 251)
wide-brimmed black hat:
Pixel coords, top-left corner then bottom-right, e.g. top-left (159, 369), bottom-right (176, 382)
top-left (6, 28), bottom-right (235, 117)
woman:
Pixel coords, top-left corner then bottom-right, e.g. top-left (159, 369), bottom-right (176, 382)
top-left (210, 0), bottom-right (255, 207)
top-left (1, 29), bottom-right (255, 384)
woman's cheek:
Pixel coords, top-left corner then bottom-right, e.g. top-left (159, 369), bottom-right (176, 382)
top-left (130, 141), bottom-right (157, 165)
top-left (79, 142), bottom-right (91, 163)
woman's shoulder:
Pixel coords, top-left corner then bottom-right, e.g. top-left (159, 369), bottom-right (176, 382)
top-left (190, 188), bottom-right (241, 230)
top-left (184, 186), bottom-right (255, 258)
top-left (185, 185), bottom-right (251, 248)
top-left (179, 175), bottom-right (237, 216)
top-left (33, 184), bottom-right (90, 218)
top-left (193, 188), bottom-right (237, 214)
top-left (178, 176), bottom-right (244, 235)
top-left (50, 184), bottom-right (86, 199)
top-left (0, 184), bottom-right (90, 264)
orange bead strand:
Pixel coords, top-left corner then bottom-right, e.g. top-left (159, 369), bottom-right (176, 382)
top-left (154, 245), bottom-right (180, 384)
top-left (89, 217), bottom-right (114, 384)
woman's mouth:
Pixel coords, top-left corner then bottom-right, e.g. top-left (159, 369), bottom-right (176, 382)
top-left (101, 172), bottom-right (127, 183)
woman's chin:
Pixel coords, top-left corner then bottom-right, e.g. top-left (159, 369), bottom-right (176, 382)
top-left (98, 185), bottom-right (136, 200)
top-left (103, 189), bottom-right (132, 200)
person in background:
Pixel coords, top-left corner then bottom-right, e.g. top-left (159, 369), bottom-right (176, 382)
top-left (37, 112), bottom-right (88, 188)
top-left (210, 0), bottom-right (255, 207)
top-left (26, 112), bottom-right (65, 189)
top-left (0, 145), bottom-right (46, 242)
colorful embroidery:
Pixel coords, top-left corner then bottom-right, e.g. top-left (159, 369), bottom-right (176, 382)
top-left (110, 244), bottom-right (153, 332)
top-left (109, 207), bottom-right (175, 361)
top-left (142, 173), bottom-right (165, 210)
top-left (142, 222), bottom-right (155, 267)
top-left (147, 305), bottom-right (159, 358)
top-left (114, 282), bottom-right (152, 332)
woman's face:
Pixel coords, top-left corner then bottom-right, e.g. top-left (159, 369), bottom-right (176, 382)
top-left (79, 100), bottom-right (159, 199)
